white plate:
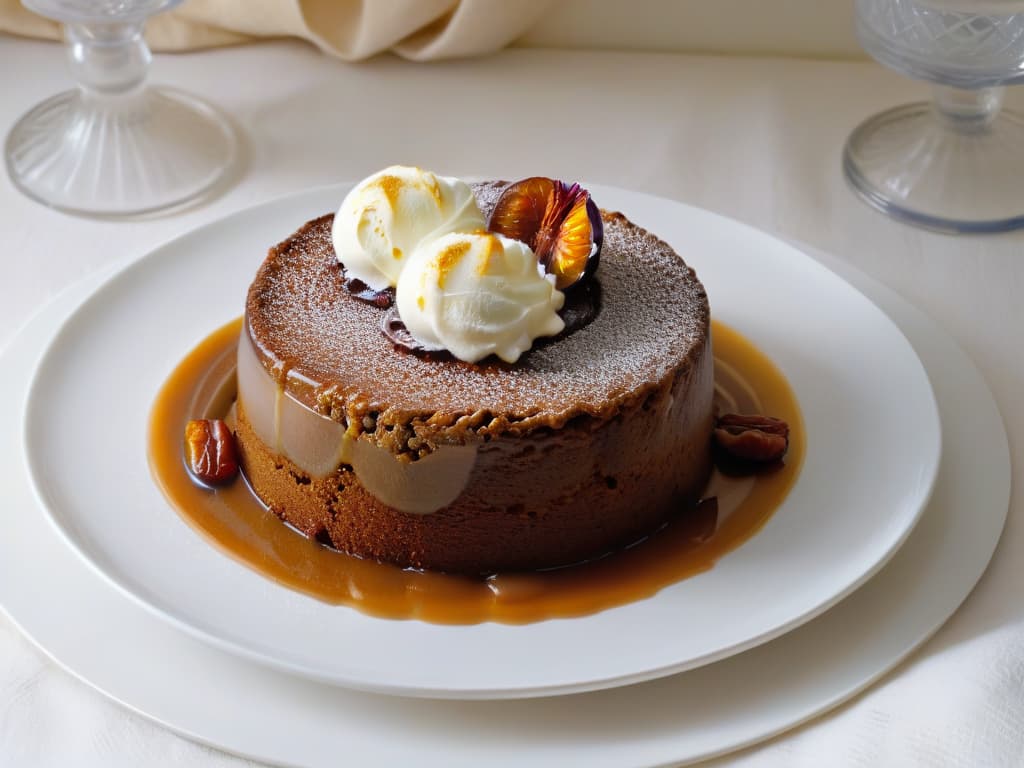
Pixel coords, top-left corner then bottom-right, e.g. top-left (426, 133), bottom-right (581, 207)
top-left (0, 242), bottom-right (1009, 767)
top-left (21, 184), bottom-right (940, 698)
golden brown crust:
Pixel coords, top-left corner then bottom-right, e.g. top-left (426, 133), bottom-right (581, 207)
top-left (244, 182), bottom-right (710, 453)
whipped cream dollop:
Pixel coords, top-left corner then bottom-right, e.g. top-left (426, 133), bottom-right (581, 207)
top-left (332, 166), bottom-right (485, 291)
top-left (396, 231), bottom-right (565, 364)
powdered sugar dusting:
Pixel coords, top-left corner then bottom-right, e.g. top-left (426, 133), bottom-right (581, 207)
top-left (245, 182), bottom-right (709, 440)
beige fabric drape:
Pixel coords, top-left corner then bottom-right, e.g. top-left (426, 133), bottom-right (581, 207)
top-left (0, 0), bottom-right (553, 60)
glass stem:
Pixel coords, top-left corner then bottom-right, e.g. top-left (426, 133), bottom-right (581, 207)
top-left (65, 21), bottom-right (151, 104)
top-left (931, 84), bottom-right (1004, 134)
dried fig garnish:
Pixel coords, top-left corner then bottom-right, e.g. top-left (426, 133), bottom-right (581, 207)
top-left (344, 274), bottom-right (394, 308)
top-left (185, 418), bottom-right (239, 486)
top-left (380, 307), bottom-right (449, 358)
top-left (488, 177), bottom-right (603, 290)
top-left (713, 414), bottom-right (789, 464)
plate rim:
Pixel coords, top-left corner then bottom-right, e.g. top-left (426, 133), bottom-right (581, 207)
top-left (19, 183), bottom-right (942, 698)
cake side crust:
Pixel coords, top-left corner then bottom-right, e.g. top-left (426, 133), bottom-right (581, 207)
top-left (235, 343), bottom-right (714, 574)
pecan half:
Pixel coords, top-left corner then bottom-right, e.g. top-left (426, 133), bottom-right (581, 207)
top-left (185, 418), bottom-right (239, 485)
top-left (713, 414), bottom-right (789, 463)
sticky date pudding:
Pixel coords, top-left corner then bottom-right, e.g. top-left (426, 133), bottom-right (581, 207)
top-left (233, 177), bottom-right (715, 574)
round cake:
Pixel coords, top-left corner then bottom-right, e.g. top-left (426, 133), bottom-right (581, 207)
top-left (235, 181), bottom-right (714, 574)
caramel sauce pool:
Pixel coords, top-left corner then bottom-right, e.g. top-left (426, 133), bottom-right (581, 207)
top-left (149, 319), bottom-right (804, 624)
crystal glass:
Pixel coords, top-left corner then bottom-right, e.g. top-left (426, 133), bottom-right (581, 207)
top-left (843, 0), bottom-right (1024, 233)
top-left (4, 0), bottom-right (237, 217)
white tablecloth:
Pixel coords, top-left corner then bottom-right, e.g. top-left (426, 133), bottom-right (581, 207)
top-left (1, 37), bottom-right (1021, 767)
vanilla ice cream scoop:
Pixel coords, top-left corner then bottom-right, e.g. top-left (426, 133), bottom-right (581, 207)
top-left (332, 166), bottom-right (485, 291)
top-left (396, 230), bottom-right (565, 364)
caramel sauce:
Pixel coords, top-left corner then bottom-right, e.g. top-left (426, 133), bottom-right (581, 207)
top-left (148, 319), bottom-right (804, 624)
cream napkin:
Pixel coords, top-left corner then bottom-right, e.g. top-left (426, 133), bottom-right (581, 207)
top-left (0, 0), bottom-right (553, 60)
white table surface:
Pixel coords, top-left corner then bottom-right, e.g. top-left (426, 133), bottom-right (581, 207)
top-left (0, 36), bottom-right (1021, 767)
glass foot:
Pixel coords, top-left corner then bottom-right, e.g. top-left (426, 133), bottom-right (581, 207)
top-left (5, 1), bottom-right (238, 217)
top-left (6, 86), bottom-right (235, 217)
top-left (843, 87), bottom-right (1024, 234)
